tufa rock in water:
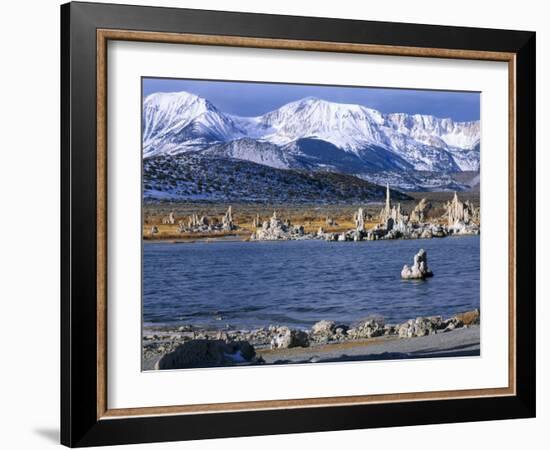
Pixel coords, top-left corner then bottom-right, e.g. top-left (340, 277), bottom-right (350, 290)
top-left (252, 213), bottom-right (260, 228)
top-left (188, 213), bottom-right (200, 229)
top-left (443, 192), bottom-right (480, 235)
top-left (161, 211), bottom-right (176, 225)
top-left (177, 221), bottom-right (186, 233)
top-left (251, 211), bottom-right (311, 241)
top-left (401, 249), bottom-right (433, 280)
top-left (180, 206), bottom-right (239, 233)
top-left (354, 207), bottom-right (365, 232)
top-left (410, 198), bottom-right (431, 223)
top-left (378, 184), bottom-right (410, 234)
top-left (222, 206), bottom-right (235, 231)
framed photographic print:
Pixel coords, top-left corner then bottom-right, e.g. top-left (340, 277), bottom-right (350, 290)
top-left (61, 1), bottom-right (536, 447)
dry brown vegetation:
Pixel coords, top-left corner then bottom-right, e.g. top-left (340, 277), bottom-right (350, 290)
top-left (143, 192), bottom-right (480, 241)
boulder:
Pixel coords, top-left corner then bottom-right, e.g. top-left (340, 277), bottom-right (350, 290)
top-left (155, 339), bottom-right (257, 369)
top-left (311, 320), bottom-right (335, 336)
top-left (348, 316), bottom-right (385, 339)
top-left (413, 317), bottom-right (439, 336)
top-left (334, 324), bottom-right (349, 337)
top-left (270, 327), bottom-right (310, 349)
top-left (455, 309), bottom-right (480, 325)
top-left (443, 317), bottom-right (464, 332)
top-left (397, 316), bottom-right (441, 338)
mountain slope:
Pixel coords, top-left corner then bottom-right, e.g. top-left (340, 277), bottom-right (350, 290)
top-left (143, 154), bottom-right (412, 203)
top-left (282, 138), bottom-right (414, 172)
top-left (142, 91), bottom-right (481, 192)
top-left (384, 113), bottom-right (479, 150)
top-left (253, 97), bottom-right (388, 151)
top-left (142, 91), bottom-right (245, 156)
top-left (202, 138), bottom-right (300, 170)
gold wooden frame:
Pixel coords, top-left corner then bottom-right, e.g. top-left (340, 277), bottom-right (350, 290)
top-left (96, 29), bottom-right (516, 420)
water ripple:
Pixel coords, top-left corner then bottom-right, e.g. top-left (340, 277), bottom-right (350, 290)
top-left (143, 237), bottom-right (480, 329)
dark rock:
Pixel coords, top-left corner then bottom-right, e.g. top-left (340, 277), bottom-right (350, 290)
top-left (155, 339), bottom-right (257, 369)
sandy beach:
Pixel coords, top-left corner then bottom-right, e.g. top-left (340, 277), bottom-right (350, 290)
top-left (256, 325), bottom-right (480, 365)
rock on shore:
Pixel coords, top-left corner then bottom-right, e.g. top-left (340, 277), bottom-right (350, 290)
top-left (144, 309), bottom-right (480, 369)
top-left (154, 339), bottom-right (260, 370)
top-left (269, 326), bottom-right (310, 349)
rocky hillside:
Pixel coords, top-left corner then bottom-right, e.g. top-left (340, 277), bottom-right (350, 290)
top-left (143, 154), bottom-right (411, 203)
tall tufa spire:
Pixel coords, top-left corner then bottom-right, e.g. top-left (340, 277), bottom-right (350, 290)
top-left (386, 183), bottom-right (391, 211)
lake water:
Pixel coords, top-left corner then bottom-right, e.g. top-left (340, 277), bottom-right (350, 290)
top-left (143, 236), bottom-right (479, 330)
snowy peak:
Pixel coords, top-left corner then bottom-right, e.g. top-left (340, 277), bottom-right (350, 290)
top-left (142, 91), bottom-right (480, 173)
top-left (143, 91), bottom-right (212, 141)
top-left (384, 113), bottom-right (480, 150)
top-left (257, 97), bottom-right (386, 150)
top-left (143, 91), bottom-right (245, 156)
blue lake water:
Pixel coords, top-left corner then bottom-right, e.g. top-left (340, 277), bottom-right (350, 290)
top-left (143, 236), bottom-right (479, 330)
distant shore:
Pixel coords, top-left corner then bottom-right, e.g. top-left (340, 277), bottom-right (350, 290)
top-left (142, 193), bottom-right (479, 242)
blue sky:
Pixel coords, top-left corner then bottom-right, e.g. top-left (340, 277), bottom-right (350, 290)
top-left (143, 77), bottom-right (480, 122)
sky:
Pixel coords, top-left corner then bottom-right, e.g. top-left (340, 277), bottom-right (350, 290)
top-left (143, 77), bottom-right (480, 122)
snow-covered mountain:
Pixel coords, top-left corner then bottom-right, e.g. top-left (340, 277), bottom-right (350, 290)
top-left (142, 91), bottom-right (480, 189)
top-left (143, 92), bottom-right (246, 155)
top-left (202, 138), bottom-right (299, 170)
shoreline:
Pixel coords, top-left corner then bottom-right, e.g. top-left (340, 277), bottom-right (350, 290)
top-left (256, 326), bottom-right (480, 365)
top-left (142, 309), bottom-right (480, 370)
top-left (143, 192), bottom-right (480, 242)
top-left (143, 232), bottom-right (480, 244)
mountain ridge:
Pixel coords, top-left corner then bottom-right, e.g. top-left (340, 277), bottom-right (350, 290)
top-left (143, 91), bottom-right (480, 173)
top-left (142, 90), bottom-right (481, 194)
